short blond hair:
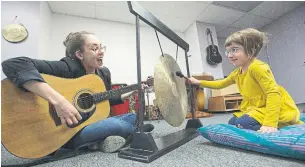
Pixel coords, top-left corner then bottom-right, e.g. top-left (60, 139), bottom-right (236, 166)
top-left (225, 28), bottom-right (268, 58)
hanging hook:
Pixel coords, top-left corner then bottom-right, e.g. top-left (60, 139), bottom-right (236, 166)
top-left (155, 29), bottom-right (164, 57)
top-left (13, 16), bottom-right (18, 23)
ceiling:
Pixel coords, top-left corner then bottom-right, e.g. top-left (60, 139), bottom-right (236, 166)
top-left (48, 1), bottom-right (304, 38)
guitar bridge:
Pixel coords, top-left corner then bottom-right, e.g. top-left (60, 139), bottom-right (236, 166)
top-left (49, 104), bottom-right (61, 126)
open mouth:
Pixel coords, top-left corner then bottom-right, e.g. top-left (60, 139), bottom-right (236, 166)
top-left (97, 57), bottom-right (103, 62)
top-left (231, 59), bottom-right (237, 62)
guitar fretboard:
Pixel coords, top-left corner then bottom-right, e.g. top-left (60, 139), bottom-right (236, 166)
top-left (92, 84), bottom-right (140, 103)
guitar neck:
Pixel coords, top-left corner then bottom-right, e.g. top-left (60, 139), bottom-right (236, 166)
top-left (209, 31), bottom-right (215, 46)
top-left (92, 84), bottom-right (140, 103)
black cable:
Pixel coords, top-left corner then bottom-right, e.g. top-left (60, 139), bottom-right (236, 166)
top-left (155, 29), bottom-right (164, 57)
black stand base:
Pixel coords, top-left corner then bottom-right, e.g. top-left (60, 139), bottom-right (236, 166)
top-left (118, 119), bottom-right (202, 163)
top-left (186, 118), bottom-right (203, 129)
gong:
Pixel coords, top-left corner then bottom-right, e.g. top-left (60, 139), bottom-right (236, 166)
top-left (154, 54), bottom-right (188, 127)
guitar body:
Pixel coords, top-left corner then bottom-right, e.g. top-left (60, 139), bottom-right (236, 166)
top-left (1, 74), bottom-right (110, 159)
top-left (206, 28), bottom-right (222, 65)
top-left (206, 45), bottom-right (222, 65)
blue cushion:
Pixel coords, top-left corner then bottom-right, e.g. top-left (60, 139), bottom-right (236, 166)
top-left (197, 123), bottom-right (305, 161)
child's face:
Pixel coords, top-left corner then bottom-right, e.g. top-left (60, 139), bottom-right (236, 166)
top-left (225, 43), bottom-right (250, 67)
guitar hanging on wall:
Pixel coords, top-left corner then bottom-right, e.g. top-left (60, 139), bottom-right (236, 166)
top-left (206, 28), bottom-right (222, 65)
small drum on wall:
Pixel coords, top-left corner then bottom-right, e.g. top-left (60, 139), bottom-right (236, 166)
top-left (2, 23), bottom-right (28, 43)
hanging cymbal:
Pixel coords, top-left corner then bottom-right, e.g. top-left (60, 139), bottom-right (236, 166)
top-left (154, 54), bottom-right (188, 127)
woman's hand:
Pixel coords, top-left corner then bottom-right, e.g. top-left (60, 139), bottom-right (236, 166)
top-left (186, 77), bottom-right (201, 85)
top-left (258, 126), bottom-right (278, 133)
top-left (53, 97), bottom-right (82, 126)
top-left (121, 90), bottom-right (137, 101)
top-left (22, 81), bottom-right (82, 126)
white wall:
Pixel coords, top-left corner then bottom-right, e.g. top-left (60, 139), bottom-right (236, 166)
top-left (196, 22), bottom-right (224, 109)
top-left (1, 1), bottom-right (41, 80)
top-left (50, 14), bottom-right (186, 85)
top-left (259, 4), bottom-right (305, 104)
top-left (39, 1), bottom-right (53, 59)
top-left (1, 2), bottom-right (225, 109)
top-left (196, 22), bottom-right (224, 79)
top-left (184, 22), bottom-right (224, 109)
top-left (184, 22), bottom-right (203, 75)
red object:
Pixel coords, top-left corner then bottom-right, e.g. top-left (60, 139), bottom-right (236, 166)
top-left (135, 92), bottom-right (139, 112)
top-left (111, 84), bottom-right (129, 116)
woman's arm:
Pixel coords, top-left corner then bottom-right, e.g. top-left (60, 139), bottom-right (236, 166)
top-left (2, 57), bottom-right (71, 90)
top-left (2, 57), bottom-right (82, 126)
top-left (250, 64), bottom-right (280, 128)
top-left (100, 66), bottom-right (125, 106)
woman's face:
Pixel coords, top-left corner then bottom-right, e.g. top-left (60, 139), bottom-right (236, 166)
top-left (225, 42), bottom-right (250, 67)
top-left (77, 34), bottom-right (105, 70)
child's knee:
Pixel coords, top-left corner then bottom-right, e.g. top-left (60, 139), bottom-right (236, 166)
top-left (235, 115), bottom-right (261, 131)
top-left (235, 119), bottom-right (247, 129)
top-left (228, 116), bottom-right (237, 125)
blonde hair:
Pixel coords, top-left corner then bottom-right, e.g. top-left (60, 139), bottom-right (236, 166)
top-left (225, 28), bottom-right (268, 58)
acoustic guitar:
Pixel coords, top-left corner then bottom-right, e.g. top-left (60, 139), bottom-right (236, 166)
top-left (206, 28), bottom-right (222, 65)
top-left (1, 74), bottom-right (138, 159)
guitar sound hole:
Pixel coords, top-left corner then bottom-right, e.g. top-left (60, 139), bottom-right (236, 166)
top-left (77, 93), bottom-right (94, 110)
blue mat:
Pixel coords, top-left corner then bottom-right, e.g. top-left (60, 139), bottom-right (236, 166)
top-left (198, 114), bottom-right (305, 161)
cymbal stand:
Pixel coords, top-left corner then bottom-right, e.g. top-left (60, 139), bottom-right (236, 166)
top-left (119, 1), bottom-right (203, 163)
top-left (144, 87), bottom-right (151, 122)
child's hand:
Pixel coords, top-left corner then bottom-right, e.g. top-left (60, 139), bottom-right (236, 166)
top-left (187, 77), bottom-right (200, 85)
top-left (258, 126), bottom-right (278, 133)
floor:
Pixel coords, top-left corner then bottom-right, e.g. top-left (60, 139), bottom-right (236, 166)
top-left (1, 113), bottom-right (305, 167)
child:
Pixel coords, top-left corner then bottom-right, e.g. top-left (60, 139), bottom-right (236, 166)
top-left (188, 28), bottom-right (303, 133)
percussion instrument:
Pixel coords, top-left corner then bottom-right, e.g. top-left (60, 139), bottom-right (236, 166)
top-left (154, 54), bottom-right (188, 127)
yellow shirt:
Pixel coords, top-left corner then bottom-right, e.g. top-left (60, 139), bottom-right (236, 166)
top-left (200, 59), bottom-right (303, 128)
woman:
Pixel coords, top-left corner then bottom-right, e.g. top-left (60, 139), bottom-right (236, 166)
top-left (2, 31), bottom-right (154, 154)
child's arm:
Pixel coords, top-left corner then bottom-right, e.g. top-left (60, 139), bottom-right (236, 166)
top-left (250, 65), bottom-right (280, 128)
top-left (199, 70), bottom-right (237, 89)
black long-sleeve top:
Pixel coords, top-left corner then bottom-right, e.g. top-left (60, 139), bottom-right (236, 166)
top-left (1, 56), bottom-right (124, 106)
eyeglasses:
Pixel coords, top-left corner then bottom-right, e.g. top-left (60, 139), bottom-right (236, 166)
top-left (225, 47), bottom-right (241, 56)
top-left (89, 45), bottom-right (106, 53)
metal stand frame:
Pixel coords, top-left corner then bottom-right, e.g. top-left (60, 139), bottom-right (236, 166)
top-left (118, 1), bottom-right (202, 163)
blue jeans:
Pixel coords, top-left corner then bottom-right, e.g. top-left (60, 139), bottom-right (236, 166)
top-left (228, 114), bottom-right (261, 131)
top-left (64, 113), bottom-right (136, 149)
